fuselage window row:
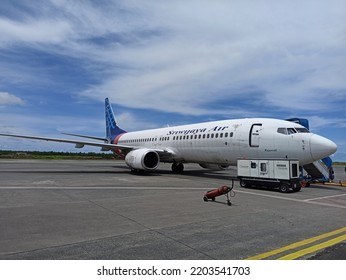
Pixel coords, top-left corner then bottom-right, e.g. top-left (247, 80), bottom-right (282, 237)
top-left (172, 132), bottom-right (233, 141)
top-left (118, 132), bottom-right (234, 144)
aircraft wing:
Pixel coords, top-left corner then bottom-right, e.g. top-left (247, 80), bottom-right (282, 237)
top-left (0, 133), bottom-right (133, 152)
top-left (0, 133), bottom-right (174, 157)
top-left (61, 132), bottom-right (108, 142)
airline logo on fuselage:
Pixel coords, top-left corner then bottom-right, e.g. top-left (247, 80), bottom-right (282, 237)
top-left (167, 125), bottom-right (229, 136)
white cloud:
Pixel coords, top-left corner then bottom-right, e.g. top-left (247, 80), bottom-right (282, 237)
top-left (73, 0), bottom-right (346, 115)
top-left (0, 17), bottom-right (72, 46)
top-left (304, 116), bottom-right (346, 131)
top-left (0, 0), bottom-right (346, 117)
top-left (0, 92), bottom-right (24, 106)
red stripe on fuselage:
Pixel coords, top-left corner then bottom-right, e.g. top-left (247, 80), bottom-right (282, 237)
top-left (113, 133), bottom-right (126, 159)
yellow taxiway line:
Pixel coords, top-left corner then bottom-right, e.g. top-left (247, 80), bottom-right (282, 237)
top-left (246, 227), bottom-right (346, 260)
top-left (278, 234), bottom-right (346, 260)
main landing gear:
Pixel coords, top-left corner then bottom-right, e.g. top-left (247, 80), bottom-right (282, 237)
top-left (171, 162), bottom-right (184, 173)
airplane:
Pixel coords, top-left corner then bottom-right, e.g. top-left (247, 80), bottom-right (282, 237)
top-left (0, 98), bottom-right (337, 173)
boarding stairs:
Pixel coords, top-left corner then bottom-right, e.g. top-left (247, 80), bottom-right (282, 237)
top-left (303, 158), bottom-right (333, 182)
top-left (286, 118), bottom-right (335, 182)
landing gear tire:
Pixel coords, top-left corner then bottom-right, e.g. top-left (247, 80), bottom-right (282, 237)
top-left (172, 163), bottom-right (184, 173)
top-left (279, 183), bottom-right (290, 193)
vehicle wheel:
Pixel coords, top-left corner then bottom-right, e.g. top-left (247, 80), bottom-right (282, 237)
top-left (203, 196), bottom-right (208, 202)
top-left (293, 186), bottom-right (301, 192)
top-left (279, 183), bottom-right (290, 193)
top-left (239, 180), bottom-right (248, 188)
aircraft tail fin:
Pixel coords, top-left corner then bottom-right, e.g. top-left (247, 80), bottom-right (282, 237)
top-left (105, 98), bottom-right (126, 140)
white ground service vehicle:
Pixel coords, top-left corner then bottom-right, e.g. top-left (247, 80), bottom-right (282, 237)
top-left (237, 159), bottom-right (301, 193)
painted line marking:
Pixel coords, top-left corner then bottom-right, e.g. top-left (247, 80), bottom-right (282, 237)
top-left (1, 186), bottom-right (345, 208)
top-left (278, 234), bottom-right (346, 260)
top-left (246, 227), bottom-right (346, 260)
top-left (304, 193), bottom-right (346, 201)
top-left (235, 189), bottom-right (346, 209)
top-left (0, 186), bottom-right (211, 190)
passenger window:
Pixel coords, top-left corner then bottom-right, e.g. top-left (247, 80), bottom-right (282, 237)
top-left (251, 162), bottom-right (256, 168)
top-left (225, 132), bottom-right (228, 137)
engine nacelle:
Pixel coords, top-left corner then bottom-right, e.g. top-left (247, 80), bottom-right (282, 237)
top-left (125, 149), bottom-right (160, 171)
top-left (199, 163), bottom-right (230, 170)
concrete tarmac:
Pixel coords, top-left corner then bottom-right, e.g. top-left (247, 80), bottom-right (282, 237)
top-left (0, 160), bottom-right (345, 260)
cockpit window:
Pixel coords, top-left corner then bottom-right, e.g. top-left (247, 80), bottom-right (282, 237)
top-left (295, 127), bottom-right (310, 133)
top-left (278, 127), bottom-right (310, 135)
top-left (287, 128), bottom-right (297, 135)
top-left (277, 128), bottom-right (287, 135)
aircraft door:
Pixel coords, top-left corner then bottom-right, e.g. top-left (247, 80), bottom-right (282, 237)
top-left (249, 124), bottom-right (262, 147)
top-left (259, 160), bottom-right (269, 178)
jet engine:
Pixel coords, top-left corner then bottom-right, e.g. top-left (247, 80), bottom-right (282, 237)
top-left (125, 149), bottom-right (160, 171)
top-left (199, 163), bottom-right (230, 170)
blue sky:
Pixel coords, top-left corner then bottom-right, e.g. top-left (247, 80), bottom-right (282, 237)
top-left (0, 0), bottom-right (345, 161)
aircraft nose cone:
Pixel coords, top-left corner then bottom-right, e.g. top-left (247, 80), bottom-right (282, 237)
top-left (310, 134), bottom-right (337, 161)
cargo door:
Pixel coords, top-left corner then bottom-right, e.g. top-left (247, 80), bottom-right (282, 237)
top-left (249, 124), bottom-right (262, 147)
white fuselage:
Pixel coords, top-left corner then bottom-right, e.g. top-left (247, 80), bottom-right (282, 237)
top-left (116, 118), bottom-right (337, 166)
